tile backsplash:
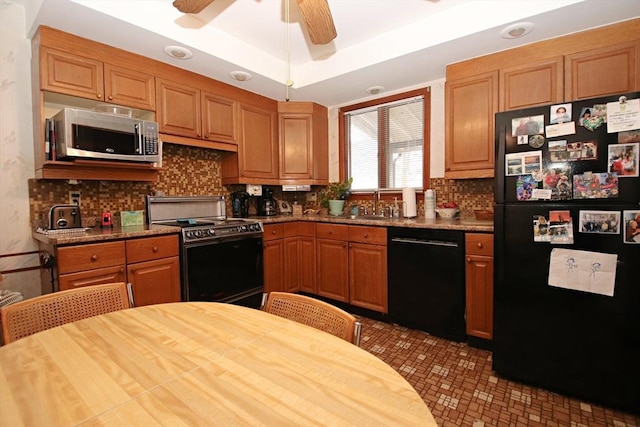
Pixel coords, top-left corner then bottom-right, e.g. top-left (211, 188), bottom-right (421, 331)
top-left (29, 143), bottom-right (495, 225)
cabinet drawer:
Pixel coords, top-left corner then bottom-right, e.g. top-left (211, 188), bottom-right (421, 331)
top-left (59, 265), bottom-right (127, 291)
top-left (284, 222), bottom-right (316, 237)
top-left (263, 224), bottom-right (284, 241)
top-left (126, 235), bottom-right (179, 263)
top-left (465, 233), bottom-right (494, 256)
top-left (316, 223), bottom-right (348, 240)
top-left (57, 241), bottom-right (126, 274)
top-left (348, 226), bottom-right (387, 245)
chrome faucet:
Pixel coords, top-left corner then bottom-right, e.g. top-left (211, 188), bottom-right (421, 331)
top-left (372, 190), bottom-right (380, 216)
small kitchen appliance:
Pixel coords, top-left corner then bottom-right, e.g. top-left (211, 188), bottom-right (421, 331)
top-left (231, 191), bottom-right (250, 218)
top-left (258, 188), bottom-right (277, 216)
top-left (49, 205), bottom-right (82, 229)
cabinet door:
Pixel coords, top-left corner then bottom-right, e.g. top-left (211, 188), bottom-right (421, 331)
top-left (104, 63), bottom-right (156, 110)
top-left (59, 265), bottom-right (126, 291)
top-left (500, 57), bottom-right (564, 110)
top-left (156, 78), bottom-right (201, 138)
top-left (565, 41), bottom-right (640, 100)
top-left (263, 239), bottom-right (284, 293)
top-left (316, 238), bottom-right (349, 302)
top-left (445, 72), bottom-right (498, 179)
top-left (465, 254), bottom-right (494, 339)
top-left (202, 92), bottom-right (237, 144)
top-left (283, 237), bottom-right (300, 293)
top-left (349, 242), bottom-right (388, 313)
top-left (41, 47), bottom-right (104, 100)
top-left (237, 103), bottom-right (278, 179)
top-left (279, 113), bottom-right (313, 179)
top-left (127, 256), bottom-right (181, 306)
top-left (298, 235), bottom-right (316, 294)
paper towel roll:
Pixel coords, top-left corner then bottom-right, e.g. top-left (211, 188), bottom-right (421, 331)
top-left (402, 187), bottom-right (417, 218)
top-left (424, 189), bottom-right (436, 219)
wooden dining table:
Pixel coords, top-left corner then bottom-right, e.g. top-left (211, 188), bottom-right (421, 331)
top-left (0, 302), bottom-right (437, 426)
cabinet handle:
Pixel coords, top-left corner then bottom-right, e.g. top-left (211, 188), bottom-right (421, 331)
top-left (364, 233), bottom-right (368, 238)
top-left (477, 242), bottom-right (483, 249)
top-left (343, 242), bottom-right (347, 248)
top-left (152, 246), bottom-right (158, 252)
top-left (97, 93), bottom-right (102, 99)
top-left (467, 257), bottom-right (472, 263)
top-left (91, 254), bottom-right (98, 261)
top-left (107, 95), bottom-right (113, 100)
top-left (271, 230), bottom-right (277, 235)
top-left (328, 230), bottom-right (333, 235)
top-left (120, 267), bottom-right (125, 273)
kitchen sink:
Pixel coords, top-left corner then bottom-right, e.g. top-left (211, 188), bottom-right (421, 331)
top-left (340, 215), bottom-right (393, 221)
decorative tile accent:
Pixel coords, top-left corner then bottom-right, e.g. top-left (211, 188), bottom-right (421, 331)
top-left (473, 390), bottom-right (493, 403)
top-left (510, 390), bottom-right (532, 405)
top-left (458, 359), bottom-right (476, 370)
top-left (437, 393), bottom-right (459, 410)
top-left (399, 364), bottom-right (417, 375)
top-left (431, 365), bottom-right (450, 377)
top-left (580, 402), bottom-right (592, 413)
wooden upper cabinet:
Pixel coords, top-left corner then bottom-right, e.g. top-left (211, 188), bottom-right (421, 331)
top-left (499, 57), bottom-right (564, 111)
top-left (237, 103), bottom-right (278, 180)
top-left (445, 71), bottom-right (498, 179)
top-left (565, 40), bottom-right (640, 100)
top-left (156, 78), bottom-right (201, 138)
top-left (202, 92), bottom-right (237, 144)
top-left (277, 102), bottom-right (329, 184)
top-left (103, 63), bottom-right (155, 110)
top-left (41, 47), bottom-right (155, 111)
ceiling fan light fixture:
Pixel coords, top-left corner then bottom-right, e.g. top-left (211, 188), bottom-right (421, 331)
top-left (229, 71), bottom-right (252, 82)
top-left (366, 86), bottom-right (385, 95)
top-left (163, 45), bottom-right (193, 60)
top-left (500, 22), bottom-right (534, 39)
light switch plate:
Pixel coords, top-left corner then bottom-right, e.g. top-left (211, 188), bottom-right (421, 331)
top-left (246, 184), bottom-right (262, 196)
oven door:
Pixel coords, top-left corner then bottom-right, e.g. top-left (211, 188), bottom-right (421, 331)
top-left (182, 236), bottom-right (264, 307)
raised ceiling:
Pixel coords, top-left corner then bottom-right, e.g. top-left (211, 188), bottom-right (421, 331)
top-left (14, 0), bottom-right (640, 107)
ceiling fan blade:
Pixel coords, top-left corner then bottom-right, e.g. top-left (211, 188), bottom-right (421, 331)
top-left (296, 0), bottom-right (337, 45)
top-left (173, 0), bottom-right (215, 14)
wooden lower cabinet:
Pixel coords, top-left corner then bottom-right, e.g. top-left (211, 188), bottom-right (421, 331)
top-left (263, 224), bottom-right (285, 293)
top-left (127, 257), bottom-right (180, 306)
top-left (348, 226), bottom-right (387, 313)
top-left (465, 233), bottom-right (494, 340)
top-left (264, 222), bottom-right (317, 294)
top-left (316, 223), bottom-right (349, 303)
top-left (55, 234), bottom-right (180, 307)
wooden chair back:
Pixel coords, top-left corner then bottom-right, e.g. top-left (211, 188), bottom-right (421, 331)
top-left (262, 292), bottom-right (361, 346)
top-left (0, 282), bottom-right (133, 345)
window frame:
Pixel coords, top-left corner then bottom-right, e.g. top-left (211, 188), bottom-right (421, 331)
top-left (338, 87), bottom-right (431, 195)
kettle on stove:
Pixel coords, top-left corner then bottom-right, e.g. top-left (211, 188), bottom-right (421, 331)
top-left (231, 191), bottom-right (250, 218)
top-left (258, 188), bottom-right (277, 216)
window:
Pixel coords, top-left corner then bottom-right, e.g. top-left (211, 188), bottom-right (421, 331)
top-left (339, 88), bottom-right (430, 192)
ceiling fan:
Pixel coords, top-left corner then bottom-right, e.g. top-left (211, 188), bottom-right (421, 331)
top-left (172, 0), bottom-right (337, 45)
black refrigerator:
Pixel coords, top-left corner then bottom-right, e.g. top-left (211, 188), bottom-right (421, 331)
top-left (493, 92), bottom-right (640, 414)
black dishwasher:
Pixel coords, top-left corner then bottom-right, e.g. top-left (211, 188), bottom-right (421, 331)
top-left (388, 227), bottom-right (466, 342)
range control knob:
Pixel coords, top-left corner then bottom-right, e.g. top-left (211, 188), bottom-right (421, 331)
top-left (208, 228), bottom-right (215, 236)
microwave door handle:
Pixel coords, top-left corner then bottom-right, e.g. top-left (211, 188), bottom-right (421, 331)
top-left (134, 123), bottom-right (142, 153)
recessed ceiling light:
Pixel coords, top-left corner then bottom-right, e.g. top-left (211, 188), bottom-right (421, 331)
top-left (500, 22), bottom-right (534, 39)
top-left (163, 45), bottom-right (193, 60)
top-left (229, 71), bottom-right (252, 82)
top-left (366, 86), bottom-right (385, 95)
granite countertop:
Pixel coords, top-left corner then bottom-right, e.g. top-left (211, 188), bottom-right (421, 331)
top-left (253, 214), bottom-right (494, 232)
top-left (33, 214), bottom-right (493, 246)
top-left (32, 224), bottom-right (181, 246)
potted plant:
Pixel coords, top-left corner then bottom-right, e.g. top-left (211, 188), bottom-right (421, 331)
top-left (319, 177), bottom-right (353, 216)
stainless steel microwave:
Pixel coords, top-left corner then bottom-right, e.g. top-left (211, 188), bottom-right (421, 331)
top-left (52, 108), bottom-right (161, 163)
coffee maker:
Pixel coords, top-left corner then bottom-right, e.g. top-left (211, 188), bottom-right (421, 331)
top-left (258, 188), bottom-right (277, 216)
top-left (231, 191), bottom-right (250, 218)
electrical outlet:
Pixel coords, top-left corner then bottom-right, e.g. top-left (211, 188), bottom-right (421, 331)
top-left (306, 192), bottom-right (317, 202)
top-left (69, 191), bottom-right (81, 206)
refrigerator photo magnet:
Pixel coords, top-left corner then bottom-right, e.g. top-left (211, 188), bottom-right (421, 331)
top-left (623, 210), bottom-right (640, 244)
top-left (579, 210), bottom-right (621, 234)
top-left (548, 210), bottom-right (573, 244)
top-left (608, 142), bottom-right (639, 177)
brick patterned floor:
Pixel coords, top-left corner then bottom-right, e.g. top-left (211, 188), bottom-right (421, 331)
top-left (357, 317), bottom-right (640, 427)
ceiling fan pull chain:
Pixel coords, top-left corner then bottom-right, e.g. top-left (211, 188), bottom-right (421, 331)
top-left (285, 0), bottom-right (293, 101)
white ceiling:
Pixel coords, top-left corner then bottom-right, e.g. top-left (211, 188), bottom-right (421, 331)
top-left (14, 0), bottom-right (640, 108)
